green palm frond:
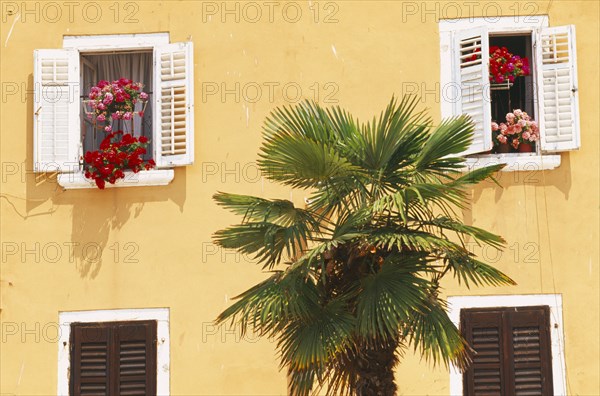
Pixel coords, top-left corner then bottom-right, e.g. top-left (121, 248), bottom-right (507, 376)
top-left (279, 296), bottom-right (356, 371)
top-left (355, 255), bottom-right (432, 341)
top-left (426, 217), bottom-right (506, 249)
top-left (215, 269), bottom-right (319, 335)
top-left (404, 297), bottom-right (470, 370)
top-left (415, 115), bottom-right (475, 174)
top-left (447, 254), bottom-right (516, 287)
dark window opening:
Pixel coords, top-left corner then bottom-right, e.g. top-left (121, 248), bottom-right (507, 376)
top-left (489, 34), bottom-right (535, 122)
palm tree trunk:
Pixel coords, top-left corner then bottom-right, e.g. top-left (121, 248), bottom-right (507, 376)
top-left (354, 340), bottom-right (399, 396)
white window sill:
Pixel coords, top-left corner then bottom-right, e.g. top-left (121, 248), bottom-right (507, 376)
top-left (462, 153), bottom-right (561, 172)
top-left (57, 169), bottom-right (174, 189)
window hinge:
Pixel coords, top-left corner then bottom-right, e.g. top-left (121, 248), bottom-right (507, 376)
top-left (34, 106), bottom-right (42, 116)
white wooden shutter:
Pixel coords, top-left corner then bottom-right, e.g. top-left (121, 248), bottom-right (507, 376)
top-left (454, 27), bottom-right (492, 155)
top-left (153, 42), bottom-right (194, 167)
top-left (33, 49), bottom-right (80, 173)
top-left (536, 25), bottom-right (580, 152)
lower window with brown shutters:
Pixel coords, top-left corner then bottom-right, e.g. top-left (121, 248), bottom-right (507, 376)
top-left (460, 306), bottom-right (553, 396)
top-left (70, 320), bottom-right (157, 396)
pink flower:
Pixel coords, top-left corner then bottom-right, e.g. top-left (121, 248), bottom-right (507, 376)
top-left (139, 92), bottom-right (148, 100)
top-left (105, 125), bottom-right (112, 133)
top-left (522, 132), bottom-right (531, 140)
top-left (97, 114), bottom-right (106, 123)
top-left (512, 138), bottom-right (520, 149)
top-left (514, 109), bottom-right (523, 117)
top-left (518, 119), bottom-right (527, 127)
top-left (497, 134), bottom-right (507, 144)
top-left (103, 92), bottom-right (114, 105)
top-left (500, 123), bottom-right (508, 134)
top-left (97, 103), bottom-right (106, 111)
top-left (491, 122), bottom-right (499, 131)
top-left (111, 112), bottom-right (120, 120)
top-left (530, 121), bottom-right (538, 131)
top-left (513, 124), bottom-right (522, 133)
top-left (506, 113), bottom-right (515, 123)
top-left (123, 112), bottom-right (132, 120)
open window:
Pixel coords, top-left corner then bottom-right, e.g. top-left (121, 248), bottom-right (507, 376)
top-left (440, 17), bottom-right (580, 170)
top-left (33, 34), bottom-right (195, 188)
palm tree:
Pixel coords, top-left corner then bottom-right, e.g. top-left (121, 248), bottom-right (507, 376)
top-left (213, 97), bottom-right (515, 396)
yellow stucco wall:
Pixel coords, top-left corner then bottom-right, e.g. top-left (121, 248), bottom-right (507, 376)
top-left (0, 1), bottom-right (598, 394)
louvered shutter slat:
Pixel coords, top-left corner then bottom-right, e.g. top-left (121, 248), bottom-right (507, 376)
top-left (33, 49), bottom-right (80, 173)
top-left (153, 42), bottom-right (194, 167)
top-left (536, 25), bottom-right (580, 152)
top-left (454, 27), bottom-right (492, 156)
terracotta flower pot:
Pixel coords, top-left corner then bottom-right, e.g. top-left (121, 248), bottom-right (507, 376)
top-left (495, 143), bottom-right (511, 153)
top-left (518, 142), bottom-right (534, 153)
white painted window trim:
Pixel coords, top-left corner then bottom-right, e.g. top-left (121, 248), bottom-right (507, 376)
top-left (439, 16), bottom-right (561, 172)
top-left (57, 308), bottom-right (170, 396)
top-left (463, 153), bottom-right (561, 172)
top-left (63, 33), bottom-right (169, 51)
top-left (56, 33), bottom-right (175, 189)
top-left (447, 294), bottom-right (566, 396)
top-left (57, 169), bottom-right (175, 189)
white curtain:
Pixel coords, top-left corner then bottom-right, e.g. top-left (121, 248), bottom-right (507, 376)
top-left (81, 52), bottom-right (153, 153)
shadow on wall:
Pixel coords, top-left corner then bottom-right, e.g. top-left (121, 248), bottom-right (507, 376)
top-left (469, 154), bottom-right (573, 205)
top-left (462, 154), bottom-right (573, 228)
top-left (20, 73), bottom-right (188, 279)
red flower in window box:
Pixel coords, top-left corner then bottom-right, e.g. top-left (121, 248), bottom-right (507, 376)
top-left (82, 131), bottom-right (155, 189)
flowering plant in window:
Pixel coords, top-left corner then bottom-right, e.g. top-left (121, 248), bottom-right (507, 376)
top-left (83, 131), bottom-right (156, 189)
top-left (82, 78), bottom-right (155, 189)
top-left (492, 109), bottom-right (539, 152)
top-left (488, 46), bottom-right (530, 84)
top-left (86, 78), bottom-right (149, 133)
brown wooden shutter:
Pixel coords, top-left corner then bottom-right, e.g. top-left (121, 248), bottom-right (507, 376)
top-left (507, 306), bottom-right (554, 396)
top-left (461, 306), bottom-right (553, 396)
top-left (115, 321), bottom-right (157, 395)
top-left (71, 323), bottom-right (111, 396)
top-left (71, 321), bottom-right (157, 396)
top-left (461, 309), bottom-right (505, 395)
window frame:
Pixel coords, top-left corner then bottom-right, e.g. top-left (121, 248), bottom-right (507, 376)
top-left (439, 15), bottom-right (565, 172)
top-left (36, 32), bottom-right (195, 189)
top-left (57, 308), bottom-right (170, 396)
top-left (447, 294), bottom-right (567, 395)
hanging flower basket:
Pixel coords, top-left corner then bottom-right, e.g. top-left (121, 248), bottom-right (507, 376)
top-left (84, 78), bottom-right (149, 133)
top-left (470, 46), bottom-right (530, 84)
